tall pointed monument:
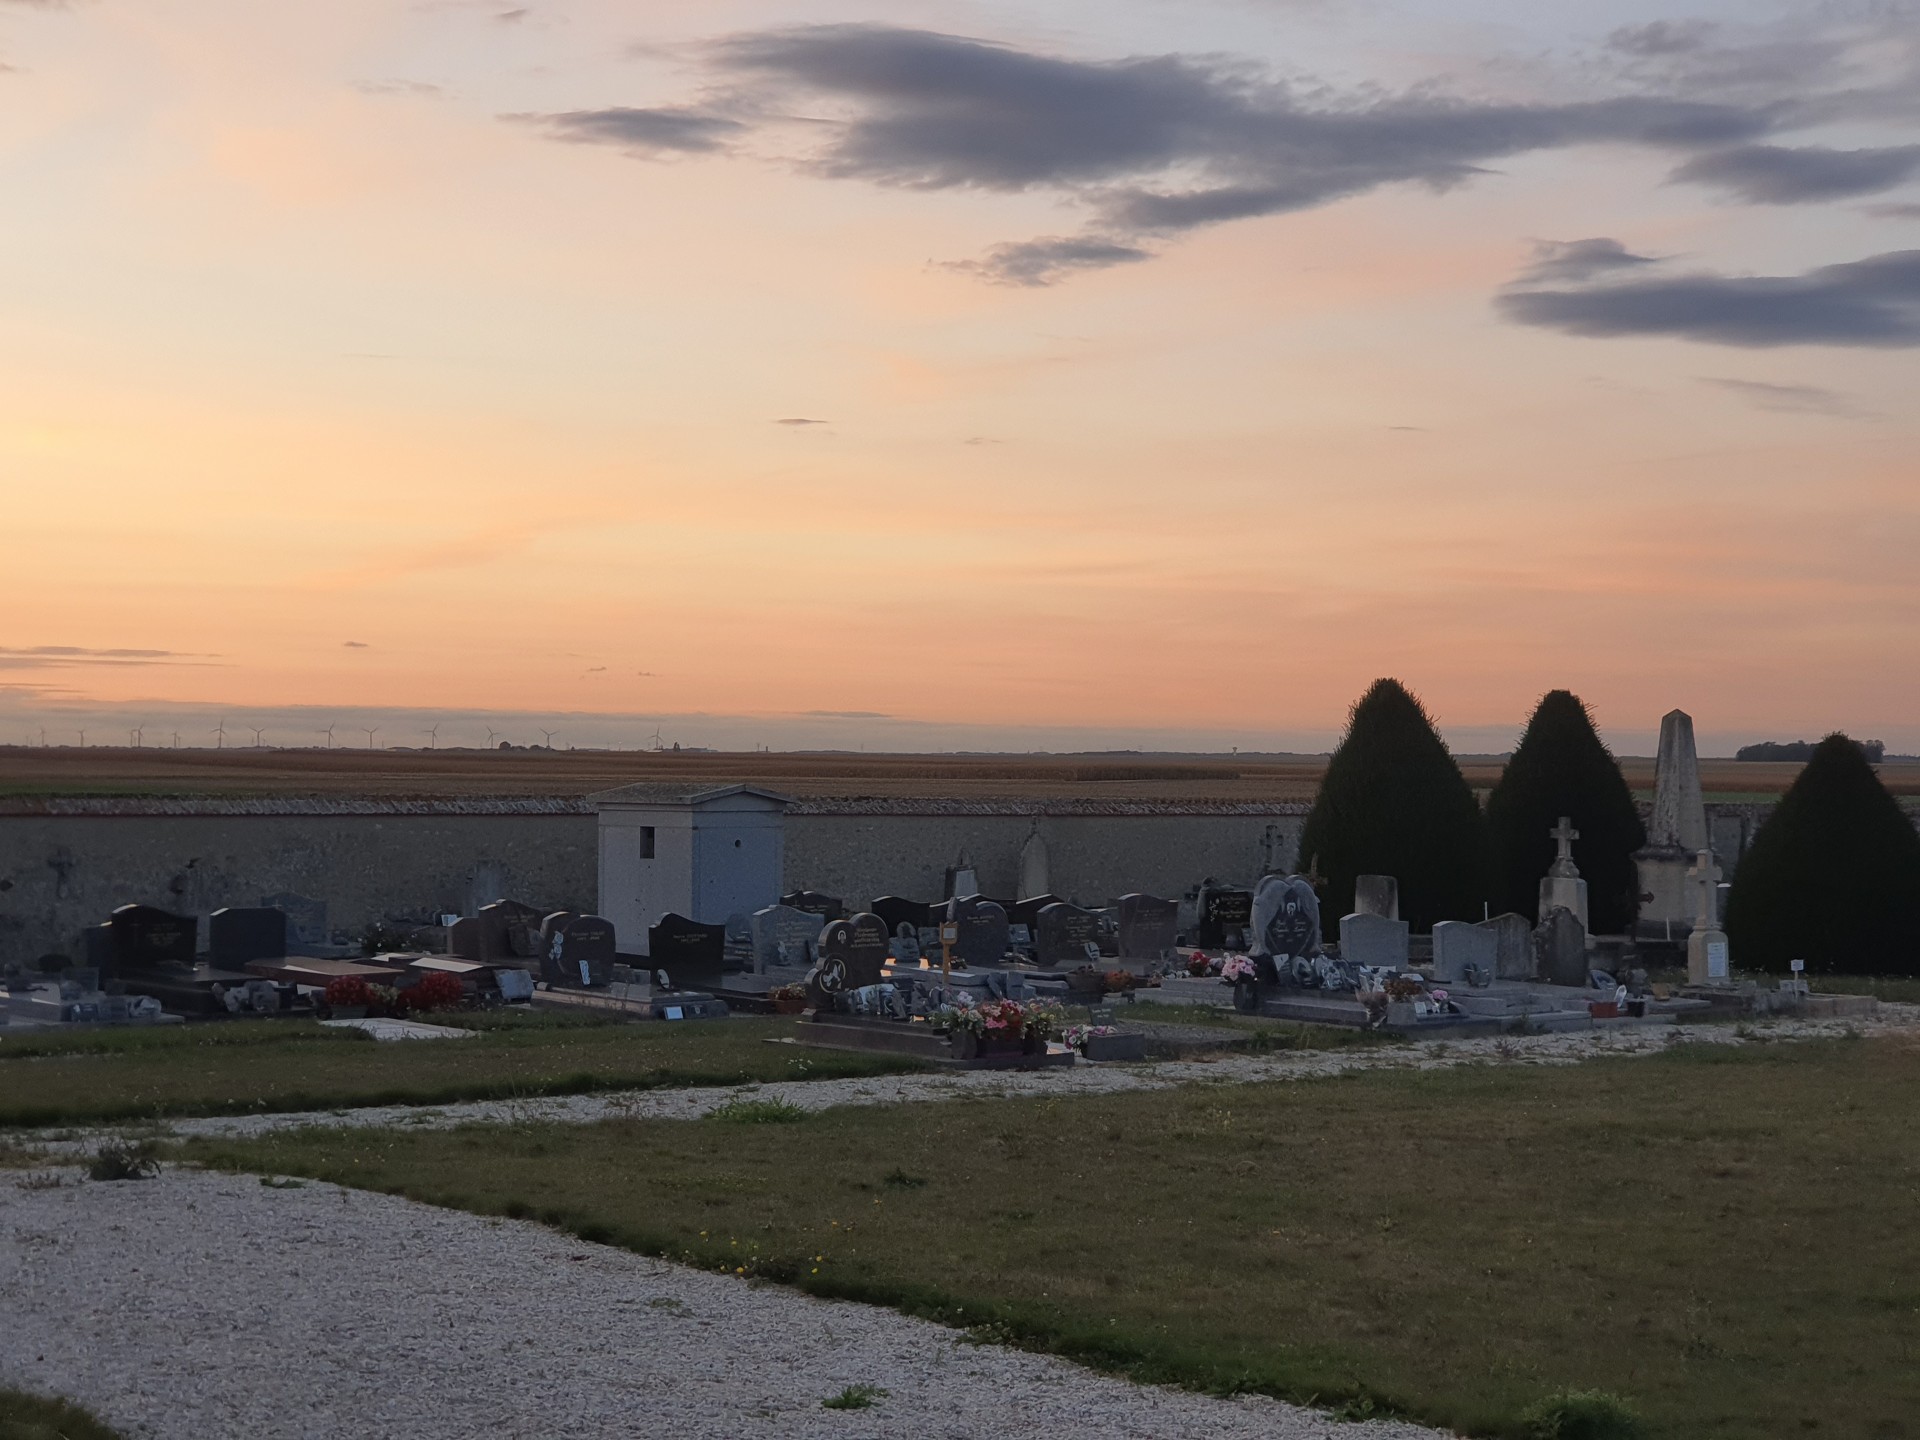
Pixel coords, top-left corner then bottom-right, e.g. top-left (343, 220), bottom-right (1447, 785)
top-left (1634, 709), bottom-right (1711, 942)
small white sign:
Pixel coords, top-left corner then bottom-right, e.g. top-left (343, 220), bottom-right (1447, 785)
top-left (663, 1005), bottom-right (685, 1021)
top-left (1707, 940), bottom-right (1729, 979)
top-left (1790, 959), bottom-right (1805, 974)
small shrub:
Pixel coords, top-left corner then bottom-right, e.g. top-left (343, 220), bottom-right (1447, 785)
top-left (708, 1097), bottom-right (807, 1125)
top-left (1522, 1388), bottom-right (1643, 1440)
top-left (88, 1140), bottom-right (159, 1182)
top-left (398, 972), bottom-right (466, 1014)
top-left (322, 976), bottom-right (373, 1010)
top-left (821, 1384), bottom-right (886, 1411)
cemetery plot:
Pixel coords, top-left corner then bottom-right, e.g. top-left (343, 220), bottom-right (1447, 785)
top-left (190, 1035), bottom-right (1920, 1440)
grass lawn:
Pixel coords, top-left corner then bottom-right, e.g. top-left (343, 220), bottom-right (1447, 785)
top-left (0, 1015), bottom-right (926, 1128)
top-left (0, 1389), bottom-right (122, 1440)
top-left (189, 1034), bottom-right (1920, 1440)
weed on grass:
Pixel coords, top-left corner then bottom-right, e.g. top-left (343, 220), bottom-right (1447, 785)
top-left (86, 1139), bottom-right (158, 1182)
top-left (0, 1387), bottom-right (125, 1440)
top-left (708, 1097), bottom-right (807, 1125)
top-left (821, 1384), bottom-right (886, 1411)
top-left (1521, 1388), bottom-right (1643, 1439)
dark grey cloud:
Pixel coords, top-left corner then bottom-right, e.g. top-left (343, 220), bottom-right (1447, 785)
top-left (1700, 377), bottom-right (1874, 418)
top-left (0, 646), bottom-right (213, 670)
top-left (1608, 21), bottom-right (1717, 58)
top-left (1521, 237), bottom-right (1659, 283)
top-left (1499, 249), bottom-right (1920, 348)
top-left (949, 234), bottom-right (1153, 287)
top-left (522, 106), bottom-right (743, 156)
top-left (1867, 201), bottom-right (1920, 219)
top-left (343, 640), bottom-right (369, 648)
top-left (774, 416), bottom-right (827, 425)
top-left (1671, 144), bottom-right (1920, 203)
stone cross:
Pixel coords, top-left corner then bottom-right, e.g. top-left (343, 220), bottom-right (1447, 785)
top-left (1687, 849), bottom-right (1722, 930)
top-left (1548, 817), bottom-right (1580, 877)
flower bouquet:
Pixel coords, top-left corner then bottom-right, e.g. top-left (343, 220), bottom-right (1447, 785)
top-left (1219, 954), bottom-right (1257, 984)
top-left (321, 975), bottom-right (372, 1019)
top-left (398, 971), bottom-right (466, 1014)
top-left (940, 998), bottom-right (1062, 1056)
top-left (770, 982), bottom-right (809, 1015)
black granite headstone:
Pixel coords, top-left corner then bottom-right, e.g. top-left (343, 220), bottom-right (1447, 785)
top-left (819, 912), bottom-right (890, 990)
top-left (1034, 902), bottom-right (1101, 968)
top-left (949, 895), bottom-right (1010, 968)
top-left (1007, 894), bottom-right (1065, 930)
top-left (648, 913), bottom-right (727, 969)
top-left (780, 890), bottom-right (845, 922)
top-left (869, 895), bottom-right (931, 936)
top-left (1193, 885), bottom-right (1254, 950)
top-left (543, 912), bottom-right (617, 987)
top-left (478, 900), bottom-right (543, 961)
top-left (208, 907), bottom-right (287, 968)
top-left (105, 904), bottom-right (197, 974)
top-left (1115, 893), bottom-right (1179, 962)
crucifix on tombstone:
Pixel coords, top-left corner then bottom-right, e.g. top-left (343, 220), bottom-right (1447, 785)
top-left (1686, 849), bottom-right (1722, 931)
top-left (1548, 816), bottom-right (1580, 877)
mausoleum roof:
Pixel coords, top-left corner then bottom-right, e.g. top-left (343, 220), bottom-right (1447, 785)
top-left (586, 782), bottom-right (794, 809)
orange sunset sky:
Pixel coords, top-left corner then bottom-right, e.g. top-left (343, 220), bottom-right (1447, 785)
top-left (3, 0), bottom-right (1917, 754)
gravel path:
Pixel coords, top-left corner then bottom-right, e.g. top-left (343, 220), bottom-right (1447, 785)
top-left (0, 1167), bottom-right (1444, 1440)
top-left (37, 1006), bottom-right (1904, 1148)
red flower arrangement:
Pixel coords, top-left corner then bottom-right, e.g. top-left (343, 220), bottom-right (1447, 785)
top-left (399, 971), bottom-right (466, 1014)
top-left (322, 976), bottom-right (373, 1010)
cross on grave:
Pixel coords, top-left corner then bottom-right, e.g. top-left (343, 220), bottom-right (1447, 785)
top-left (1687, 849), bottom-right (1722, 930)
top-left (1547, 816), bottom-right (1581, 879)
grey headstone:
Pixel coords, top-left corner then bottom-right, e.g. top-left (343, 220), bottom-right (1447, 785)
top-left (1115, 893), bottom-right (1179, 963)
top-left (1250, 875), bottom-right (1321, 963)
top-left (750, 905), bottom-right (825, 974)
top-left (477, 900), bottom-right (543, 961)
top-left (1034, 902), bottom-right (1100, 968)
top-left (1535, 907), bottom-right (1588, 987)
top-left (1338, 912), bottom-right (1409, 970)
top-left (496, 968), bottom-right (535, 1002)
top-left (1431, 920), bottom-right (1497, 985)
top-left (262, 893), bottom-right (329, 950)
top-left (1353, 875), bottom-right (1400, 920)
top-left (780, 891), bottom-right (845, 922)
top-left (1479, 912), bottom-right (1535, 980)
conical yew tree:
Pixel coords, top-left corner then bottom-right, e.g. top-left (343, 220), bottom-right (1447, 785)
top-left (1485, 690), bottom-right (1646, 932)
top-left (1297, 678), bottom-right (1488, 934)
top-left (1726, 733), bottom-right (1920, 975)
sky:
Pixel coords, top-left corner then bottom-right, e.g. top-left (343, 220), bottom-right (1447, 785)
top-left (2, 0), bottom-right (1917, 756)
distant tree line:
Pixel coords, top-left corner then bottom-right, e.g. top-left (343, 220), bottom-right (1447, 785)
top-left (1737, 738), bottom-right (1884, 763)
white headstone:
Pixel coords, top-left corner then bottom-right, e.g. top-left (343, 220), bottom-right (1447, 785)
top-left (1432, 920), bottom-right (1497, 984)
top-left (1339, 912), bottom-right (1409, 969)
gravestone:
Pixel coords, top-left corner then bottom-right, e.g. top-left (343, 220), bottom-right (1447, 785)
top-left (1193, 884), bottom-right (1254, 950)
top-left (1477, 912), bottom-right (1534, 980)
top-left (820, 913), bottom-right (890, 990)
top-left (723, 912), bottom-right (754, 971)
top-left (544, 913), bottom-right (616, 987)
top-left (1538, 817), bottom-right (1590, 930)
top-left (477, 900), bottom-right (543, 962)
top-left (870, 896), bottom-right (931, 937)
top-left (1115, 893), bottom-right (1179, 963)
top-left (207, 907), bottom-right (287, 968)
top-left (495, 968), bottom-right (535, 1002)
top-left (1250, 875), bottom-right (1321, 965)
top-left (446, 916), bottom-right (483, 961)
top-left (648, 913), bottom-right (727, 971)
top-left (105, 905), bottom-right (196, 974)
top-left (1338, 912), bottom-right (1409, 970)
top-left (262, 893), bottom-right (329, 950)
top-left (949, 895), bottom-right (1010, 968)
top-left (1685, 849), bottom-right (1731, 986)
top-left (1006, 894), bottom-right (1064, 931)
top-left (1635, 709), bottom-right (1710, 939)
top-left (750, 904), bottom-right (825, 973)
top-left (1034, 902), bottom-right (1100, 968)
top-left (1431, 920), bottom-right (1497, 985)
top-left (1534, 906), bottom-right (1588, 987)
top-left (780, 891), bottom-right (845, 922)
top-left (1353, 875), bottom-right (1400, 920)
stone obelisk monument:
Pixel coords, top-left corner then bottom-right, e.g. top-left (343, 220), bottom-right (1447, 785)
top-left (1634, 709), bottom-right (1710, 943)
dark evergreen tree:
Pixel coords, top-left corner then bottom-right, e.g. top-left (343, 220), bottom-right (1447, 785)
top-left (1485, 690), bottom-right (1646, 933)
top-left (1725, 733), bottom-right (1920, 975)
top-left (1297, 678), bottom-right (1488, 934)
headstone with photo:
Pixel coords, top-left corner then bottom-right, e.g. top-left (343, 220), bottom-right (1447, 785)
top-left (207, 907), bottom-right (287, 968)
top-left (1250, 874), bottom-right (1321, 969)
top-left (1115, 893), bottom-right (1180, 963)
top-left (544, 912), bottom-right (617, 988)
top-left (1034, 901), bottom-right (1101, 968)
top-left (1338, 912), bottom-right (1410, 970)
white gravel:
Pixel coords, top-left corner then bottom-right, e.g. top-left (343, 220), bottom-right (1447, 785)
top-left (71, 1005), bottom-right (1914, 1146)
top-left (0, 1167), bottom-right (1445, 1440)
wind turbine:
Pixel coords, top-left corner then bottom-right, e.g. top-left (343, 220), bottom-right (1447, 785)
top-left (648, 727), bottom-right (665, 752)
top-left (171, 731), bottom-right (180, 749)
top-left (77, 729), bottom-right (86, 748)
top-left (426, 724), bottom-right (439, 750)
top-left (212, 720), bottom-right (226, 750)
top-left (363, 726), bottom-right (379, 751)
top-left (322, 724), bottom-right (335, 749)
top-left (539, 728), bottom-right (557, 749)
top-left (250, 726), bottom-right (266, 748)
top-left (130, 727), bottom-right (142, 748)
top-left (485, 727), bottom-right (499, 749)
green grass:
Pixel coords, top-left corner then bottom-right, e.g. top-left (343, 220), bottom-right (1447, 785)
top-left (820, 1384), bottom-right (887, 1411)
top-left (0, 1017), bottom-right (925, 1128)
top-left (1107, 1001), bottom-right (1402, 1052)
top-left (0, 1389), bottom-right (123, 1440)
top-left (186, 1035), bottom-right (1920, 1440)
